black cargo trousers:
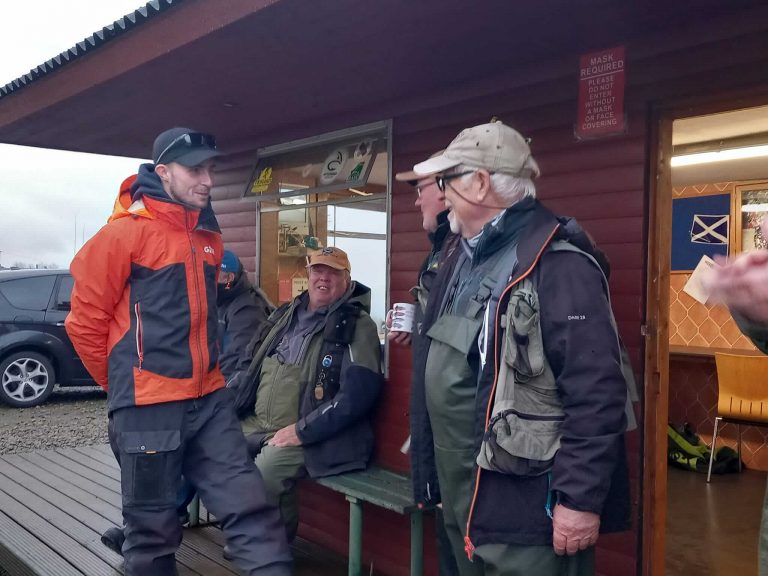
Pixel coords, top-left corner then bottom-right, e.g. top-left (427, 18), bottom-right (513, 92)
top-left (108, 387), bottom-right (291, 576)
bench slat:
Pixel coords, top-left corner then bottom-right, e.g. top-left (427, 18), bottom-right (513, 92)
top-left (315, 466), bottom-right (420, 514)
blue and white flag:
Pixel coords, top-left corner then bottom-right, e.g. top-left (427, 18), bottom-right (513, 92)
top-left (690, 214), bottom-right (729, 245)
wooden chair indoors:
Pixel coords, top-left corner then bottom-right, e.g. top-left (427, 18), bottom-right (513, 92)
top-left (707, 352), bottom-right (768, 482)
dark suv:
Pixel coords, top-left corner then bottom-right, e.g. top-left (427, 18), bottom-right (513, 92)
top-left (0, 269), bottom-right (95, 407)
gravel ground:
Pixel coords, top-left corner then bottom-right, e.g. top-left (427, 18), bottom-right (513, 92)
top-left (0, 385), bottom-right (108, 455)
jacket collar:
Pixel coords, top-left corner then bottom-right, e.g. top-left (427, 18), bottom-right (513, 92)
top-left (114, 162), bottom-right (221, 234)
top-left (429, 210), bottom-right (452, 252)
top-left (470, 196), bottom-right (537, 261)
top-left (509, 201), bottom-right (561, 285)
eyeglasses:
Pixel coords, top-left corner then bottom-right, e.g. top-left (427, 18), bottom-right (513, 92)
top-left (435, 170), bottom-right (475, 193)
top-left (415, 180), bottom-right (437, 198)
top-left (155, 132), bottom-right (217, 165)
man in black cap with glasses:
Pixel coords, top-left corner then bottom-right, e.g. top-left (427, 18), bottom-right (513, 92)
top-left (66, 127), bottom-right (290, 575)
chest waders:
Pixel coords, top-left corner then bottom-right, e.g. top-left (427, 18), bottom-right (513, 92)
top-left (425, 245), bottom-right (518, 576)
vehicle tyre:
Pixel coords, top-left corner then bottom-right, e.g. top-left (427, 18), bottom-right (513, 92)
top-left (0, 351), bottom-right (56, 408)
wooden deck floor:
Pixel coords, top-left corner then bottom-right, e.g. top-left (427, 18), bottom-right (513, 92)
top-left (0, 444), bottom-right (346, 575)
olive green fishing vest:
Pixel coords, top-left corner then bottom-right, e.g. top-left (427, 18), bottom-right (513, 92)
top-left (475, 240), bottom-right (638, 476)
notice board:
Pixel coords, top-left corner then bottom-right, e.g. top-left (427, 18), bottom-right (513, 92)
top-left (576, 46), bottom-right (626, 138)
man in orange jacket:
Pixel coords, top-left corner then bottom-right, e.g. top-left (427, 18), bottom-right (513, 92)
top-left (66, 127), bottom-right (290, 576)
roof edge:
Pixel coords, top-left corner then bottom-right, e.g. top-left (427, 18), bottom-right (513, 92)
top-left (0, 0), bottom-right (182, 99)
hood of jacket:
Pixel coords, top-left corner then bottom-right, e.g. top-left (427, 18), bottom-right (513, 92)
top-left (109, 163), bottom-right (220, 233)
top-left (554, 215), bottom-right (611, 280)
top-left (218, 268), bottom-right (251, 307)
top-left (107, 174), bottom-right (139, 223)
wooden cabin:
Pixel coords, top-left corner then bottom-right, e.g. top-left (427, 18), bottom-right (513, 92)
top-left (2, 1), bottom-right (768, 573)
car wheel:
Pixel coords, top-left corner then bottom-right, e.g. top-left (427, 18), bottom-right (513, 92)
top-left (0, 351), bottom-right (56, 408)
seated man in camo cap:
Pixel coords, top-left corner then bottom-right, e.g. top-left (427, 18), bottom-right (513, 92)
top-left (233, 246), bottom-right (383, 544)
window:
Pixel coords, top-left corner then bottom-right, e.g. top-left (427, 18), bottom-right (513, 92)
top-left (0, 275), bottom-right (56, 310)
top-left (733, 182), bottom-right (768, 253)
top-left (245, 122), bottom-right (389, 341)
top-left (55, 275), bottom-right (74, 310)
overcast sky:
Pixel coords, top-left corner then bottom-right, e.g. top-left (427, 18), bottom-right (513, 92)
top-left (0, 1), bottom-right (150, 269)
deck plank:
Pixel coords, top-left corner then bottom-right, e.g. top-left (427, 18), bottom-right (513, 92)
top-left (58, 446), bottom-right (121, 481)
top-left (0, 509), bottom-right (83, 576)
top-left (0, 457), bottom-right (117, 527)
top-left (0, 490), bottom-right (119, 575)
top-left (0, 454), bottom-right (123, 521)
top-left (34, 449), bottom-right (122, 492)
top-left (72, 445), bottom-right (120, 470)
top-left (0, 445), bottom-right (345, 576)
top-left (16, 452), bottom-right (122, 506)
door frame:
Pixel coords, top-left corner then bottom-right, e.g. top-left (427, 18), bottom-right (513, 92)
top-left (643, 89), bottom-right (768, 576)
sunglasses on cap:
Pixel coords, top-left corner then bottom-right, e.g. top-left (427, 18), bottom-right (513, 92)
top-left (435, 170), bottom-right (476, 193)
top-left (155, 132), bottom-right (217, 165)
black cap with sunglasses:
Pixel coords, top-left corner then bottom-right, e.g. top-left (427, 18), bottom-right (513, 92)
top-left (152, 127), bottom-right (221, 167)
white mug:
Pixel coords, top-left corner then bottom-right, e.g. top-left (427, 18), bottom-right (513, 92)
top-left (386, 302), bottom-right (415, 333)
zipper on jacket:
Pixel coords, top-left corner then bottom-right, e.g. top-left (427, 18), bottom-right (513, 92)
top-left (134, 302), bottom-right (144, 372)
top-left (463, 224), bottom-right (559, 559)
top-left (187, 222), bottom-right (206, 396)
top-left (545, 472), bottom-right (554, 519)
top-left (265, 361), bottom-right (287, 428)
top-left (493, 408), bottom-right (565, 423)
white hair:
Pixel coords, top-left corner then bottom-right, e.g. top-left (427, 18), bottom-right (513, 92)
top-left (456, 156), bottom-right (539, 204)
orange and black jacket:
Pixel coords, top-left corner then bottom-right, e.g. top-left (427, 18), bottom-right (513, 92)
top-left (65, 164), bottom-right (225, 412)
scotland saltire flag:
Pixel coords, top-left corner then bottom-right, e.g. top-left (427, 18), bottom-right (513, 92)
top-left (690, 214), bottom-right (729, 245)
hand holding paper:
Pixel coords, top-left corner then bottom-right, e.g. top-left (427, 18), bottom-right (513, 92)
top-left (683, 255), bottom-right (717, 305)
top-left (707, 249), bottom-right (768, 323)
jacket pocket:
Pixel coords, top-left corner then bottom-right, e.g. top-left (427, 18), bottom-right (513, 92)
top-left (426, 313), bottom-right (482, 356)
top-left (503, 287), bottom-right (547, 384)
top-left (477, 284), bottom-right (564, 477)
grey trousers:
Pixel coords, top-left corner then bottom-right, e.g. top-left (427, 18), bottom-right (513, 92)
top-left (109, 388), bottom-right (291, 576)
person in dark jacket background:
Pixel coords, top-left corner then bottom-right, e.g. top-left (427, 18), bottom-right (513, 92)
top-left (410, 121), bottom-right (631, 575)
top-left (217, 249), bottom-right (274, 387)
top-left (391, 157), bottom-right (460, 576)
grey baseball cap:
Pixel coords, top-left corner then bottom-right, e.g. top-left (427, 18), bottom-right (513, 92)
top-left (395, 150), bottom-right (445, 184)
top-left (413, 121), bottom-right (537, 178)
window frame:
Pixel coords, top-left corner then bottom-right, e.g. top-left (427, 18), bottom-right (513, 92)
top-left (731, 180), bottom-right (768, 254)
top-left (245, 121), bottom-right (392, 365)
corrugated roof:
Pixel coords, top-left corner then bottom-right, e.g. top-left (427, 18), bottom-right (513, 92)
top-left (0, 0), bottom-right (181, 99)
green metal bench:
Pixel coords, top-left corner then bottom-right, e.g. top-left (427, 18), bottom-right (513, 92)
top-left (315, 465), bottom-right (429, 576)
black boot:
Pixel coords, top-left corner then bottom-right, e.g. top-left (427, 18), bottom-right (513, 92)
top-left (101, 526), bottom-right (125, 556)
